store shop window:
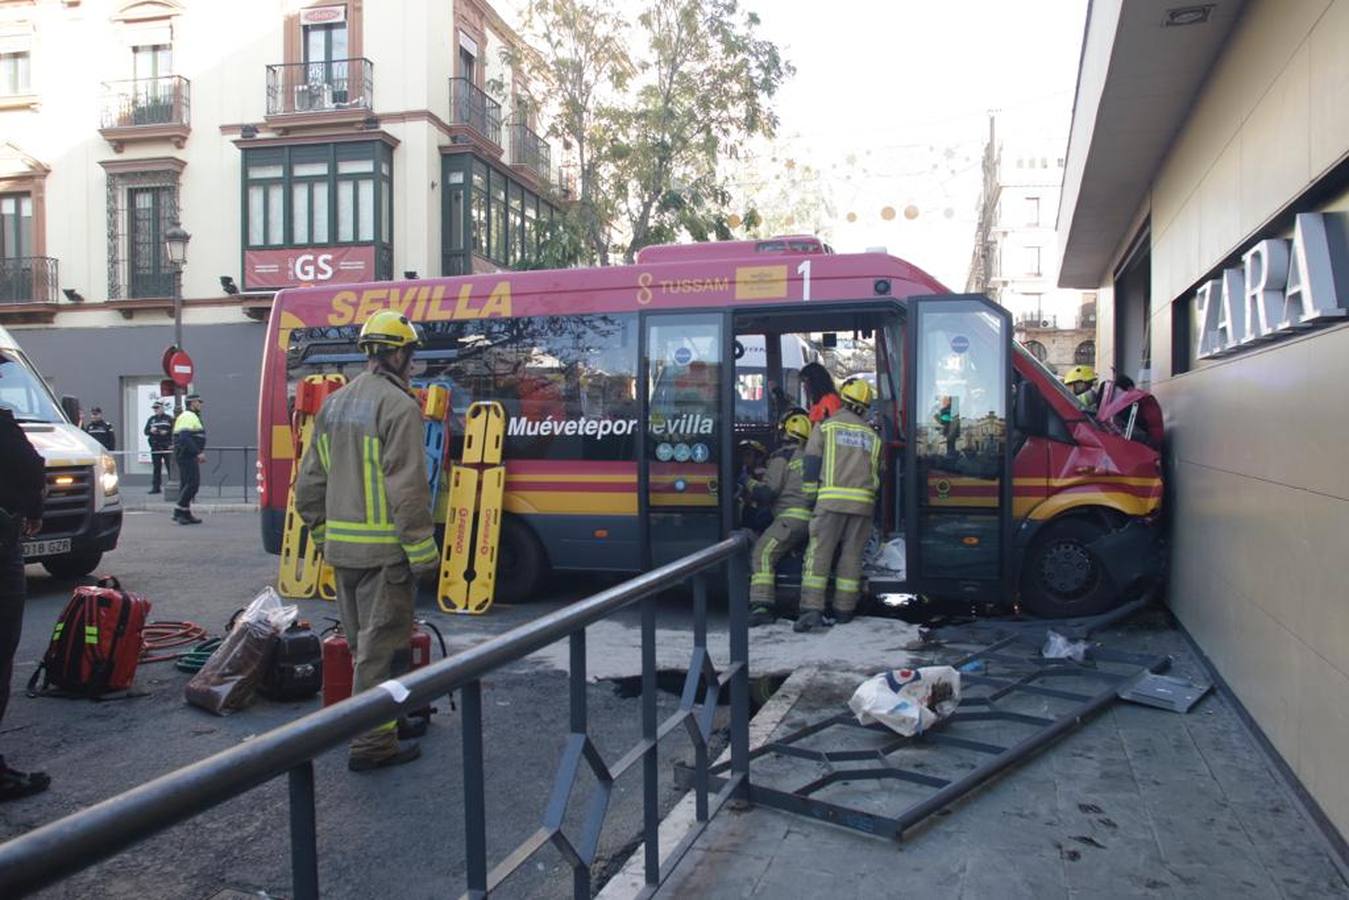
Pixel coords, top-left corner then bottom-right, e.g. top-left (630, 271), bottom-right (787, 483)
top-left (1113, 228), bottom-right (1152, 384)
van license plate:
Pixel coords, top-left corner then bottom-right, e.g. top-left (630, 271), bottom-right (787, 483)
top-left (23, 538), bottom-right (71, 559)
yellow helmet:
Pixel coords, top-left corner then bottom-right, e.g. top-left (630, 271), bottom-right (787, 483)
top-left (1063, 365), bottom-right (1097, 386)
top-left (780, 409), bottom-right (812, 442)
top-left (839, 377), bottom-right (874, 411)
top-left (358, 310), bottom-right (423, 354)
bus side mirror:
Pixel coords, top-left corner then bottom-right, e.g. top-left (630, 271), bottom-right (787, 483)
top-left (60, 395), bottom-right (81, 425)
top-left (1014, 384), bottom-right (1047, 435)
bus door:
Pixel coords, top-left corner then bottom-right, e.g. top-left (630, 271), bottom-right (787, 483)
top-left (639, 312), bottom-right (733, 568)
top-left (904, 295), bottom-right (1013, 602)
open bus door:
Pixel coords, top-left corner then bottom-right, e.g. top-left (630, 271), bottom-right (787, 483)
top-left (639, 311), bottom-right (734, 568)
top-left (903, 295), bottom-right (1014, 603)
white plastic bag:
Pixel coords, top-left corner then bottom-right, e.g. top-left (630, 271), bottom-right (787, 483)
top-left (864, 535), bottom-right (907, 579)
top-left (848, 666), bottom-right (961, 737)
top-left (1042, 629), bottom-right (1090, 662)
top-left (185, 588), bottom-right (298, 715)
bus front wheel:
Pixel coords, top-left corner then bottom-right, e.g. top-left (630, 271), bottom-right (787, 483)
top-left (1020, 519), bottom-right (1118, 618)
top-left (495, 516), bottom-right (549, 603)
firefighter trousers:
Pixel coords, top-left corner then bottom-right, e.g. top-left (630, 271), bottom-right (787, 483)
top-left (749, 515), bottom-right (809, 607)
top-left (334, 561), bottom-right (415, 761)
top-left (800, 510), bottom-right (873, 614)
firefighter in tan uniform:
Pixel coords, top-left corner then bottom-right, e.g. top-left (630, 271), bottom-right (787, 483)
top-left (295, 311), bottom-right (440, 771)
top-left (796, 377), bottom-right (880, 633)
top-left (746, 409), bottom-right (815, 627)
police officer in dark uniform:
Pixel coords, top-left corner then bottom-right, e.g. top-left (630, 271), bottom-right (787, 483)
top-left (0, 405), bottom-right (51, 800)
top-left (143, 401), bottom-right (174, 494)
top-left (83, 407), bottom-right (115, 452)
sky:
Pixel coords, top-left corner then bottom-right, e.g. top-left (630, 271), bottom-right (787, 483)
top-left (733, 0), bottom-right (1089, 289)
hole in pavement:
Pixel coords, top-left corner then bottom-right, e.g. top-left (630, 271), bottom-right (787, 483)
top-left (607, 670), bottom-right (787, 716)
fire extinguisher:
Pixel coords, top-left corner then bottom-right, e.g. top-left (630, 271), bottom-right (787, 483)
top-left (320, 618), bottom-right (449, 708)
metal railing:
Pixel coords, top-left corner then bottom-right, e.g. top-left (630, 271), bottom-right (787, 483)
top-left (104, 446), bottom-right (256, 502)
top-left (449, 77), bottom-right (502, 146)
top-left (99, 75), bottom-right (191, 129)
top-left (0, 533), bottom-right (753, 898)
top-left (508, 122), bottom-right (551, 182)
top-left (266, 58), bottom-right (373, 116)
top-left (0, 256), bottom-right (58, 304)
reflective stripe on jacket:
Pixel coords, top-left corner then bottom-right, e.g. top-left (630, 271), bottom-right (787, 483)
top-left (746, 443), bottom-right (811, 520)
top-left (802, 407), bottom-right (880, 516)
top-left (294, 371), bottom-right (436, 569)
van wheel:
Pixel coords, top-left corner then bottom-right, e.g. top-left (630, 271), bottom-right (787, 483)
top-left (42, 551), bottom-right (103, 579)
top-left (1020, 519), bottom-right (1118, 618)
top-left (495, 516), bottom-right (548, 603)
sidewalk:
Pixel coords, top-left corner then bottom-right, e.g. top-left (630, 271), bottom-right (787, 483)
top-left (616, 609), bottom-right (1349, 899)
top-left (117, 483), bottom-right (257, 513)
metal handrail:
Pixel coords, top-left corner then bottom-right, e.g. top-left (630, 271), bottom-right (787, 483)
top-left (0, 256), bottom-right (58, 304)
top-left (449, 76), bottom-right (503, 146)
top-left (0, 532), bottom-right (753, 898)
top-left (266, 58), bottom-right (373, 116)
top-left (102, 446), bottom-right (256, 501)
top-left (99, 75), bottom-right (191, 129)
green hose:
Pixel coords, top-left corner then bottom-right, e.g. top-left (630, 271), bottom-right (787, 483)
top-left (174, 638), bottom-right (223, 673)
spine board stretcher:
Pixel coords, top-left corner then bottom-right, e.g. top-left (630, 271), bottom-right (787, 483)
top-left (438, 401), bottom-right (506, 614)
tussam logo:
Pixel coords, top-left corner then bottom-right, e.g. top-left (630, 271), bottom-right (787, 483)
top-left (506, 414), bottom-right (716, 440)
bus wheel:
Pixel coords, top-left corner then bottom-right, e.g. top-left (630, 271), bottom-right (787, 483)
top-left (1020, 519), bottom-right (1117, 618)
top-left (42, 551), bottom-right (103, 580)
top-left (495, 516), bottom-right (549, 603)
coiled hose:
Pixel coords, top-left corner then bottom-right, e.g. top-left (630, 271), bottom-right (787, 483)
top-left (140, 621), bottom-right (209, 664)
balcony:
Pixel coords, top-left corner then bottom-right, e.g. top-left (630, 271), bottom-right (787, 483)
top-left (507, 122), bottom-right (551, 184)
top-left (449, 77), bottom-right (502, 149)
top-left (98, 76), bottom-right (191, 151)
top-left (266, 58), bottom-right (373, 120)
top-left (0, 257), bottom-right (60, 322)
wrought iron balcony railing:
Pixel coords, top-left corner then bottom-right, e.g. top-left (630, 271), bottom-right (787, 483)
top-left (508, 122), bottom-right (551, 182)
top-left (99, 76), bottom-right (190, 129)
top-left (0, 256), bottom-right (59, 305)
top-left (449, 77), bottom-right (502, 146)
top-left (266, 58), bottom-right (373, 116)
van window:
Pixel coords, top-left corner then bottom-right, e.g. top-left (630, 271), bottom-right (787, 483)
top-left (0, 351), bottom-right (63, 423)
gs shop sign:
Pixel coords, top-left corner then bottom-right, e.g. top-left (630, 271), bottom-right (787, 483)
top-left (1192, 212), bottom-right (1348, 360)
top-left (244, 246), bottom-right (376, 290)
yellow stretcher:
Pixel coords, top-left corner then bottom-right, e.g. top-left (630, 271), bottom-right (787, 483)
top-left (438, 401), bottom-right (506, 614)
top-left (277, 374), bottom-right (347, 599)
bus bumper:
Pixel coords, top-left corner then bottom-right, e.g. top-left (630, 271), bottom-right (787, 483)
top-left (261, 507), bottom-right (284, 555)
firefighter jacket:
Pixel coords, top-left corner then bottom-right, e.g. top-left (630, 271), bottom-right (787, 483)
top-left (802, 406), bottom-right (880, 516)
top-left (172, 410), bottom-right (206, 457)
top-left (144, 413), bottom-right (174, 450)
top-left (294, 371), bottom-right (438, 571)
top-left (745, 443), bottom-right (811, 522)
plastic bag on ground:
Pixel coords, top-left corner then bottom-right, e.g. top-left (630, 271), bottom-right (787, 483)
top-left (185, 588), bottom-right (298, 715)
top-left (864, 534), bottom-right (907, 580)
top-left (1042, 629), bottom-right (1090, 662)
top-left (848, 666), bottom-right (961, 737)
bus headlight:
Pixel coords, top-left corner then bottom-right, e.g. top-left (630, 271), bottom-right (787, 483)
top-left (100, 453), bottom-right (120, 496)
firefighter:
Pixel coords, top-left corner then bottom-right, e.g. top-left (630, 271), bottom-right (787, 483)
top-left (1063, 365), bottom-right (1098, 411)
top-left (736, 439), bottom-right (770, 531)
top-left (172, 393), bottom-right (206, 525)
top-left (294, 310), bottom-right (438, 772)
top-left (796, 377), bottom-right (880, 633)
top-left (746, 409), bottom-right (814, 627)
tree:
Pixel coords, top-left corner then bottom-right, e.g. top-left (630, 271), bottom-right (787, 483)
top-left (508, 0), bottom-right (634, 266)
top-left (614, 0), bottom-right (791, 262)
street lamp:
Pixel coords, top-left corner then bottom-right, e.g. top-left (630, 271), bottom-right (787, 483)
top-left (164, 221), bottom-right (191, 413)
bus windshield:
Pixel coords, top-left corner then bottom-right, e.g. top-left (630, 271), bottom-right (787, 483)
top-left (1013, 342), bottom-right (1090, 413)
top-left (0, 351), bottom-right (64, 423)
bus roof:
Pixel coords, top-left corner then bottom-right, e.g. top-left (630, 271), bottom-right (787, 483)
top-left (634, 235), bottom-right (832, 263)
top-left (269, 242), bottom-right (950, 334)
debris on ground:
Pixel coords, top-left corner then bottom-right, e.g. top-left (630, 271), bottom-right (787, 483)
top-left (1041, 629), bottom-right (1091, 661)
top-left (848, 665), bottom-right (961, 736)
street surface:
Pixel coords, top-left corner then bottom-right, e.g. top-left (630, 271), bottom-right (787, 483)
top-left (0, 509), bottom-right (797, 899)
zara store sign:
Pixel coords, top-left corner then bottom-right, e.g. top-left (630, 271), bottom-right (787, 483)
top-left (1192, 212), bottom-right (1347, 359)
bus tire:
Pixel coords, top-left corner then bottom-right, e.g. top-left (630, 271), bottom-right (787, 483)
top-left (495, 516), bottom-right (549, 603)
top-left (42, 551), bottom-right (103, 580)
top-left (1020, 518), bottom-right (1118, 618)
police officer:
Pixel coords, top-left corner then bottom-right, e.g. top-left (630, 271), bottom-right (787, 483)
top-left (172, 393), bottom-right (206, 525)
top-left (796, 377), bottom-right (880, 633)
top-left (143, 401), bottom-right (174, 494)
top-left (746, 408), bottom-right (814, 627)
top-left (83, 407), bottom-right (115, 451)
top-left (295, 311), bottom-right (438, 772)
top-left (0, 405), bottom-right (50, 801)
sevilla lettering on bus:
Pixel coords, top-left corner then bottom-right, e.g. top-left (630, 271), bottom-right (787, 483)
top-left (505, 413), bottom-right (716, 441)
top-left (327, 282), bottom-right (513, 326)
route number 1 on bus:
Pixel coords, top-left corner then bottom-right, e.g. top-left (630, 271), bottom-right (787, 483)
top-left (797, 259), bottom-right (812, 301)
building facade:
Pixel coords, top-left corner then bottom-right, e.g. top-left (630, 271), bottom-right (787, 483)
top-left (0, 0), bottom-right (563, 479)
top-left (1059, 0), bottom-right (1349, 840)
top-left (967, 117), bottom-right (1096, 374)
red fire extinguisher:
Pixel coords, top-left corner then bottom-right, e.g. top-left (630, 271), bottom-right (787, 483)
top-left (321, 619), bottom-right (447, 707)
